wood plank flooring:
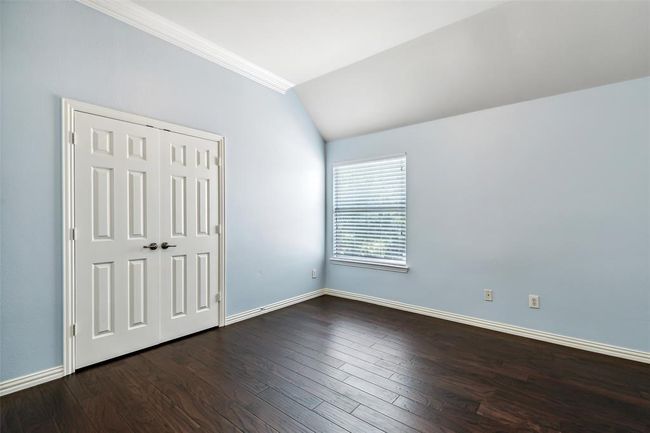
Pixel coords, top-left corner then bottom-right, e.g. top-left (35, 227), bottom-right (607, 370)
top-left (2, 296), bottom-right (649, 432)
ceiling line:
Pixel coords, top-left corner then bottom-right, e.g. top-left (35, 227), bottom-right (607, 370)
top-left (77, 0), bottom-right (295, 93)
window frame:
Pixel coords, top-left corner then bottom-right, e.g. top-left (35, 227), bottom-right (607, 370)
top-left (330, 154), bottom-right (409, 273)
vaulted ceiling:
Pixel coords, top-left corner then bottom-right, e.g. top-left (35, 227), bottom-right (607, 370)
top-left (296, 0), bottom-right (650, 140)
top-left (82, 0), bottom-right (650, 141)
top-left (133, 0), bottom-right (504, 85)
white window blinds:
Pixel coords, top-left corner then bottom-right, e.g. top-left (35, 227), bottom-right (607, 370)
top-left (333, 155), bottom-right (407, 267)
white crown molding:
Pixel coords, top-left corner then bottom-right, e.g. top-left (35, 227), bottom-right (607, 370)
top-left (0, 366), bottom-right (64, 397)
top-left (225, 289), bottom-right (325, 326)
top-left (76, 0), bottom-right (295, 94)
top-left (323, 288), bottom-right (650, 364)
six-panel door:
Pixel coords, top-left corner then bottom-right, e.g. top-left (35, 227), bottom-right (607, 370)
top-left (159, 130), bottom-right (220, 342)
top-left (74, 112), bottom-right (220, 368)
top-left (74, 112), bottom-right (162, 368)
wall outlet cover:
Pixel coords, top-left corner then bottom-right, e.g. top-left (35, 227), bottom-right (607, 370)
top-left (529, 294), bottom-right (540, 309)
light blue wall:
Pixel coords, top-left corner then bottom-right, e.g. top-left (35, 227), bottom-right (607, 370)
top-left (326, 78), bottom-right (650, 352)
top-left (0, 1), bottom-right (324, 381)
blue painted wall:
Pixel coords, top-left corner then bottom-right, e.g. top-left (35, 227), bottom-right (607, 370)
top-left (326, 78), bottom-right (650, 352)
top-left (0, 1), bottom-right (324, 381)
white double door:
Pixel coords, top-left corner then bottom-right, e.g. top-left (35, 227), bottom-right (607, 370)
top-left (74, 112), bottom-right (220, 369)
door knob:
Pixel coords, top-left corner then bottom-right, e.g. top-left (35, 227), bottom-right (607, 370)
top-left (143, 242), bottom-right (158, 250)
top-left (161, 242), bottom-right (177, 250)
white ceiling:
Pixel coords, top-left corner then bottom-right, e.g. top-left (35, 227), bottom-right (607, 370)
top-left (85, 0), bottom-right (649, 141)
top-left (297, 0), bottom-right (650, 141)
top-left (134, 0), bottom-right (504, 85)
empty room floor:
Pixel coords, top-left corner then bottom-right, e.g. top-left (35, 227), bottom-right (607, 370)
top-left (1, 296), bottom-right (648, 433)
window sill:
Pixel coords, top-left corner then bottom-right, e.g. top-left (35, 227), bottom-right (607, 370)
top-left (329, 257), bottom-right (409, 273)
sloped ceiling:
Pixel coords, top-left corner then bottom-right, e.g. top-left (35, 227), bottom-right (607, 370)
top-left (296, 1), bottom-right (650, 141)
top-left (134, 0), bottom-right (503, 85)
top-left (83, 0), bottom-right (649, 141)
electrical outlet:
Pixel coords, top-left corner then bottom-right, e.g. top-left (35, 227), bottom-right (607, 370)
top-left (484, 289), bottom-right (493, 301)
top-left (529, 294), bottom-right (540, 309)
top-left (312, 269), bottom-right (318, 279)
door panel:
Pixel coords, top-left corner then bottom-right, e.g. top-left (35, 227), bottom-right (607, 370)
top-left (75, 112), bottom-right (161, 368)
top-left (196, 253), bottom-right (210, 311)
top-left (127, 170), bottom-right (147, 239)
top-left (74, 111), bottom-right (220, 368)
top-left (171, 176), bottom-right (187, 236)
top-left (92, 262), bottom-right (114, 336)
top-left (160, 130), bottom-right (220, 341)
top-left (171, 254), bottom-right (187, 317)
top-left (128, 258), bottom-right (148, 327)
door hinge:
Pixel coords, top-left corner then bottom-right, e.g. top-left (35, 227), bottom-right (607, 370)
top-left (70, 131), bottom-right (75, 145)
top-left (70, 228), bottom-right (76, 240)
top-left (215, 224), bottom-right (222, 235)
top-left (216, 156), bottom-right (223, 167)
top-left (216, 293), bottom-right (222, 302)
top-left (72, 323), bottom-right (77, 336)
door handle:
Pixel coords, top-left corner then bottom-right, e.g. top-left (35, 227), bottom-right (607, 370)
top-left (161, 242), bottom-right (177, 250)
top-left (143, 242), bottom-right (158, 250)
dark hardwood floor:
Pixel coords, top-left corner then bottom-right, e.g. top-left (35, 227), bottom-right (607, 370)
top-left (2, 296), bottom-right (649, 432)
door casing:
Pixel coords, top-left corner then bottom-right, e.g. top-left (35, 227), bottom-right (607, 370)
top-left (62, 98), bottom-right (226, 375)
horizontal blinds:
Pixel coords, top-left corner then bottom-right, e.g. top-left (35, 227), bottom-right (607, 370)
top-left (333, 156), bottom-right (406, 264)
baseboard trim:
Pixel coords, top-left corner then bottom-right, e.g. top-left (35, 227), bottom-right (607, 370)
top-left (0, 366), bottom-right (65, 397)
top-left (0, 290), bottom-right (324, 396)
top-left (323, 288), bottom-right (650, 364)
top-left (225, 289), bottom-right (325, 326)
top-left (3, 287), bottom-right (646, 397)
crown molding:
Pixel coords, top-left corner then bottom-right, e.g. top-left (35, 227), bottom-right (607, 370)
top-left (76, 0), bottom-right (295, 93)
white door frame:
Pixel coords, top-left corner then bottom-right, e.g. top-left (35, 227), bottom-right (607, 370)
top-left (62, 98), bottom-right (226, 375)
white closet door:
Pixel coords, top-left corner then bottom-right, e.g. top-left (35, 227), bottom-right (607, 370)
top-left (159, 130), bottom-right (220, 341)
top-left (74, 112), bottom-right (161, 368)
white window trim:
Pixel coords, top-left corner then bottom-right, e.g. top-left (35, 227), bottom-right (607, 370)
top-left (331, 153), bottom-right (408, 272)
top-left (329, 257), bottom-right (409, 273)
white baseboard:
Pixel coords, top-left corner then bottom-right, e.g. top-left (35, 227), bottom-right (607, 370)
top-left (225, 289), bottom-right (325, 326)
top-left (0, 366), bottom-right (64, 397)
top-left (3, 287), bottom-right (646, 397)
top-left (323, 288), bottom-right (650, 364)
top-left (0, 289), bottom-right (323, 396)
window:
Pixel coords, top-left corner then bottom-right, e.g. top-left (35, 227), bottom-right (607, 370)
top-left (331, 155), bottom-right (407, 272)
